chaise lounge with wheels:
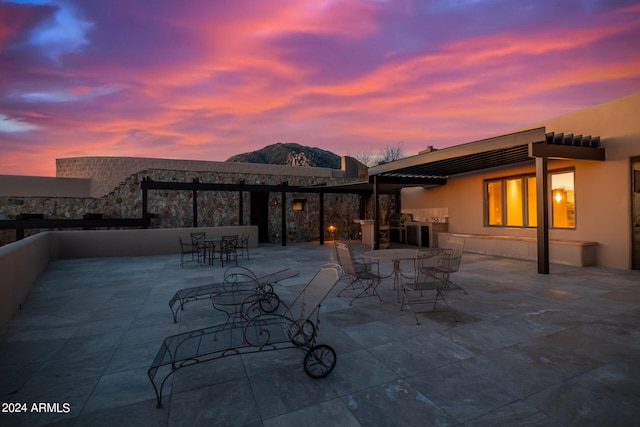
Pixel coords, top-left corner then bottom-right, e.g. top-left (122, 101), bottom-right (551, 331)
top-left (149, 264), bottom-right (343, 408)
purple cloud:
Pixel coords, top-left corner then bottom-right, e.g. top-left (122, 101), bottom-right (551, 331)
top-left (0, 0), bottom-right (639, 176)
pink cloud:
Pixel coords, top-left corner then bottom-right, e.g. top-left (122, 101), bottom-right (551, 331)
top-left (1, 0), bottom-right (639, 176)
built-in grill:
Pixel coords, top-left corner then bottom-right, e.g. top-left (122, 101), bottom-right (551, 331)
top-left (389, 213), bottom-right (413, 243)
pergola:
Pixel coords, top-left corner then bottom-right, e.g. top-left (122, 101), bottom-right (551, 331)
top-left (366, 127), bottom-right (605, 274)
top-left (140, 178), bottom-right (400, 246)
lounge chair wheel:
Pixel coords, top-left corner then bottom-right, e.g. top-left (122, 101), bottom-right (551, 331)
top-left (258, 292), bottom-right (280, 313)
top-left (304, 344), bottom-right (336, 378)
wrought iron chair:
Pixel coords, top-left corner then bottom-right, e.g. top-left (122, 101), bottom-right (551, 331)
top-left (220, 235), bottom-right (239, 266)
top-left (335, 241), bottom-right (381, 305)
top-left (190, 232), bottom-right (207, 264)
top-left (238, 232), bottom-right (250, 259)
top-left (168, 266), bottom-right (300, 322)
top-left (400, 249), bottom-right (457, 324)
top-left (441, 237), bottom-right (467, 294)
top-left (178, 237), bottom-right (198, 268)
top-left (149, 264), bottom-right (343, 408)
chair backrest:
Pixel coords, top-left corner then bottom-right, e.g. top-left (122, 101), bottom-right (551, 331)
top-left (222, 266), bottom-right (300, 288)
top-left (224, 266), bottom-right (259, 284)
top-left (256, 268), bottom-right (300, 286)
top-left (283, 264), bottom-right (342, 323)
top-left (442, 237), bottom-right (464, 273)
top-left (190, 232), bottom-right (206, 245)
top-left (411, 249), bottom-right (453, 291)
top-left (222, 235), bottom-right (239, 248)
top-left (334, 241), bottom-right (359, 276)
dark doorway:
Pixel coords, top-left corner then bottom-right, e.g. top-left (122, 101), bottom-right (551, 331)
top-left (251, 192), bottom-right (270, 243)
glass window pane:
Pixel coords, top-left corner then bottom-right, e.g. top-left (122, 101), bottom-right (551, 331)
top-left (551, 171), bottom-right (575, 228)
top-left (487, 181), bottom-right (502, 225)
top-left (505, 178), bottom-right (523, 226)
top-left (527, 176), bottom-right (537, 227)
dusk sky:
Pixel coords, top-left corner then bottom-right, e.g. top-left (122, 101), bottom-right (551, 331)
top-left (1, 0), bottom-right (639, 177)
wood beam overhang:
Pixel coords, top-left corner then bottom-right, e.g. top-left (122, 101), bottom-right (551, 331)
top-left (529, 142), bottom-right (605, 161)
top-left (141, 179), bottom-right (373, 195)
top-left (369, 175), bottom-right (447, 186)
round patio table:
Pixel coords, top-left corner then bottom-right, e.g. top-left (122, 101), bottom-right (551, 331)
top-left (361, 249), bottom-right (420, 302)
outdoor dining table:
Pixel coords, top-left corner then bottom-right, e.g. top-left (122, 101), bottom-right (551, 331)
top-left (361, 248), bottom-right (421, 302)
top-left (202, 237), bottom-right (223, 265)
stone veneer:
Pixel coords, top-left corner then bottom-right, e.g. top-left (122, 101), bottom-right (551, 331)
top-left (2, 158), bottom-right (393, 246)
top-left (56, 156), bottom-right (356, 198)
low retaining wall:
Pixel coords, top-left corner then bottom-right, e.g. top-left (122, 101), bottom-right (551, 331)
top-left (438, 232), bottom-right (597, 267)
top-left (0, 226), bottom-right (258, 328)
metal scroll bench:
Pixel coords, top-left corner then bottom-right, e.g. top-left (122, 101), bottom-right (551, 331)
top-left (149, 264), bottom-right (342, 408)
top-left (168, 266), bottom-right (300, 322)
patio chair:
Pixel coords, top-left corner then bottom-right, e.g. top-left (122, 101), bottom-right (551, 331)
top-left (238, 232), bottom-right (250, 259)
top-left (335, 241), bottom-right (381, 305)
top-left (168, 266), bottom-right (300, 322)
top-left (178, 237), bottom-right (198, 268)
top-left (149, 264), bottom-right (343, 408)
top-left (190, 232), bottom-right (207, 263)
top-left (400, 249), bottom-right (457, 324)
top-left (441, 237), bottom-right (467, 294)
top-left (220, 235), bottom-right (239, 266)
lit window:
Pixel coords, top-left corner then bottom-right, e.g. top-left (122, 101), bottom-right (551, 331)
top-left (505, 178), bottom-right (523, 226)
top-left (551, 171), bottom-right (575, 228)
top-left (487, 181), bottom-right (502, 225)
top-left (526, 176), bottom-right (537, 227)
top-left (484, 170), bottom-right (575, 229)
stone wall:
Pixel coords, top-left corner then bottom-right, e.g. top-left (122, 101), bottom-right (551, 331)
top-left (1, 166), bottom-right (396, 246)
top-left (56, 156), bottom-right (350, 197)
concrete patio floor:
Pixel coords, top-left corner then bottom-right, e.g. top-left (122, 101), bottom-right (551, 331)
top-left (1, 242), bottom-right (639, 426)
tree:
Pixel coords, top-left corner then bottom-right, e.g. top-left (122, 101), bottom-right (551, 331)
top-left (351, 147), bottom-right (375, 167)
top-left (376, 142), bottom-right (405, 165)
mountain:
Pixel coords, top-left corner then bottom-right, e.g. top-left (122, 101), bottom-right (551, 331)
top-left (225, 143), bottom-right (341, 169)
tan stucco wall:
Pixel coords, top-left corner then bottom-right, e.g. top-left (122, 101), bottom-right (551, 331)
top-left (402, 92), bottom-right (640, 269)
top-left (0, 226), bottom-right (259, 328)
top-left (0, 175), bottom-right (91, 197)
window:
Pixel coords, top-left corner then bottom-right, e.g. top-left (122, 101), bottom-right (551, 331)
top-left (485, 170), bottom-right (575, 229)
top-left (487, 181), bottom-right (502, 225)
top-left (505, 178), bottom-right (523, 227)
top-left (551, 171), bottom-right (575, 228)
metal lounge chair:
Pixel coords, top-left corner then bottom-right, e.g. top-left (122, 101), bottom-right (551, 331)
top-left (149, 264), bottom-right (342, 408)
top-left (168, 266), bottom-right (300, 322)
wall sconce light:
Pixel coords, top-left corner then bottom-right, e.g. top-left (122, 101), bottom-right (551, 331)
top-left (328, 225), bottom-right (336, 240)
top-left (293, 199), bottom-right (305, 212)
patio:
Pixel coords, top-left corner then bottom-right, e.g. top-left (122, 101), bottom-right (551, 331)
top-left (1, 242), bottom-right (639, 426)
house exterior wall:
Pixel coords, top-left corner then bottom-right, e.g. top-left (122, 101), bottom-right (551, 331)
top-left (401, 92), bottom-right (640, 269)
top-left (0, 175), bottom-right (91, 198)
top-left (1, 158), bottom-right (391, 246)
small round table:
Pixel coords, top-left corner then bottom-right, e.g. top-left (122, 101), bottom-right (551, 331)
top-left (361, 249), bottom-right (420, 302)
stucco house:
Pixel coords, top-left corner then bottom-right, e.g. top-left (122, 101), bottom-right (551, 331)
top-left (368, 92), bottom-right (640, 271)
